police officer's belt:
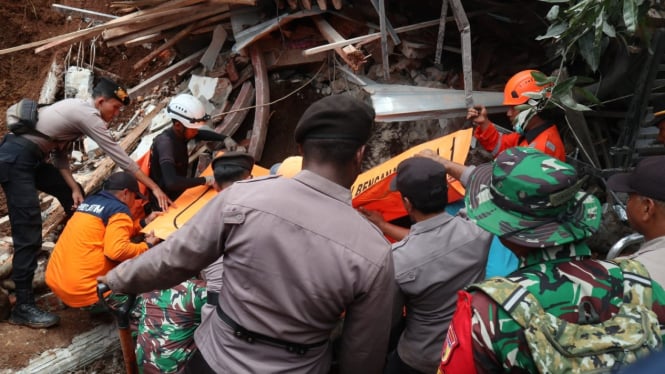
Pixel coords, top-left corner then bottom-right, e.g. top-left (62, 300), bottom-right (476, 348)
top-left (4, 133), bottom-right (44, 159)
top-left (207, 291), bottom-right (219, 306)
top-left (215, 304), bottom-right (328, 356)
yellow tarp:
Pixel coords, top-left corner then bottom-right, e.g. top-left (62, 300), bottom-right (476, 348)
top-left (144, 128), bottom-right (472, 240)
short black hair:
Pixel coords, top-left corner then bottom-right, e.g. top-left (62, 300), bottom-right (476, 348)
top-left (213, 164), bottom-right (250, 185)
top-left (405, 195), bottom-right (447, 215)
top-left (301, 138), bottom-right (363, 165)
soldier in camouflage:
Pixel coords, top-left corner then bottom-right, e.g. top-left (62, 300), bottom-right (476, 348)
top-left (134, 279), bottom-right (207, 374)
top-left (435, 147), bottom-right (665, 373)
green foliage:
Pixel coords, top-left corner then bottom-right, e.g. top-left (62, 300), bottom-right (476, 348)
top-left (536, 0), bottom-right (652, 72)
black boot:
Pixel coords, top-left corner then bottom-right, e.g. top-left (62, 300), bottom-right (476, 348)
top-left (9, 288), bottom-right (60, 328)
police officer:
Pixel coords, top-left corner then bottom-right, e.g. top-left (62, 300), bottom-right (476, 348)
top-left (0, 77), bottom-right (169, 328)
top-left (100, 95), bottom-right (396, 374)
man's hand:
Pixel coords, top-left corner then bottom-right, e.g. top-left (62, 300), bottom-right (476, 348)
top-left (466, 105), bottom-right (488, 128)
top-left (145, 230), bottom-right (161, 247)
top-left (358, 207), bottom-right (387, 230)
top-left (204, 175), bottom-right (215, 186)
top-left (144, 211), bottom-right (163, 225)
top-left (416, 149), bottom-right (451, 168)
top-left (97, 275), bottom-right (109, 287)
top-left (224, 137), bottom-right (239, 151)
top-left (151, 186), bottom-right (172, 211)
top-left (71, 187), bottom-right (84, 210)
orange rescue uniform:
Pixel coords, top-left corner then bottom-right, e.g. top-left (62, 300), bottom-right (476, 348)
top-left (474, 122), bottom-right (565, 161)
top-left (46, 191), bottom-right (149, 307)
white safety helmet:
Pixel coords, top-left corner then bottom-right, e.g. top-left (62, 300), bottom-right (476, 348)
top-left (167, 94), bottom-right (209, 129)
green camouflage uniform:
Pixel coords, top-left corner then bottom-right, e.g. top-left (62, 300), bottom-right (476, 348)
top-left (438, 148), bottom-right (665, 373)
top-left (468, 243), bottom-right (665, 372)
top-left (134, 279), bottom-right (207, 374)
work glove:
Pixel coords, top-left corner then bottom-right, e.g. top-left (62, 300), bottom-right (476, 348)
top-left (224, 137), bottom-right (239, 151)
top-left (204, 175), bottom-right (215, 186)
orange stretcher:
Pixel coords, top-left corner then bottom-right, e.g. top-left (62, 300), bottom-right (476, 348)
top-left (144, 128), bottom-right (472, 239)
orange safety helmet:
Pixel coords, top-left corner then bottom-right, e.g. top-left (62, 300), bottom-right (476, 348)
top-left (503, 69), bottom-right (546, 106)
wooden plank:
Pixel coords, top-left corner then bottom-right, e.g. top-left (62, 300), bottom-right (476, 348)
top-left (107, 8), bottom-right (230, 47)
top-left (264, 48), bottom-right (326, 70)
top-left (133, 23), bottom-right (196, 70)
top-left (18, 323), bottom-right (120, 373)
top-left (52, 4), bottom-right (118, 21)
top-left (248, 45), bottom-right (270, 161)
top-left (368, 0), bottom-right (399, 44)
top-left (123, 33), bottom-right (165, 47)
top-left (200, 25), bottom-right (228, 71)
top-left (303, 19), bottom-right (440, 56)
top-left (28, 0), bottom-right (206, 55)
top-left (128, 49), bottom-right (205, 97)
top-left (213, 81), bottom-right (255, 136)
top-left (378, 0), bottom-right (389, 79)
top-left (312, 16), bottom-right (367, 71)
top-left (102, 3), bottom-right (224, 40)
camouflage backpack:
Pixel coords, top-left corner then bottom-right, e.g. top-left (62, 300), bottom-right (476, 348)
top-left (472, 259), bottom-right (661, 374)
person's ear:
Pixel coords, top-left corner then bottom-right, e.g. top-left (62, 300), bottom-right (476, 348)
top-left (402, 196), bottom-right (413, 212)
top-left (355, 145), bottom-right (366, 164)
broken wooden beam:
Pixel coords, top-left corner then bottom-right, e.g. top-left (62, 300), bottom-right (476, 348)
top-left (128, 49), bottom-right (205, 98)
top-left (248, 46), bottom-right (270, 161)
top-left (213, 81), bottom-right (255, 136)
top-left (303, 11), bottom-right (485, 57)
top-left (312, 16), bottom-right (367, 71)
top-left (108, 9), bottom-right (231, 47)
top-left (200, 25), bottom-right (228, 71)
top-left (102, 3), bottom-right (227, 41)
top-left (32, 0), bottom-right (208, 54)
top-left (133, 23), bottom-right (197, 70)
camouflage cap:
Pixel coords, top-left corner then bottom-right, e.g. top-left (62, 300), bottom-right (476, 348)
top-left (465, 147), bottom-right (601, 248)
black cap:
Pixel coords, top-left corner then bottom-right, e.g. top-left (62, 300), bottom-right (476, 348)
top-left (211, 151), bottom-right (255, 171)
top-left (390, 157), bottom-right (448, 206)
top-left (103, 172), bottom-right (146, 200)
top-left (607, 156), bottom-right (665, 201)
top-left (94, 77), bottom-right (130, 105)
top-left (294, 95), bottom-right (374, 144)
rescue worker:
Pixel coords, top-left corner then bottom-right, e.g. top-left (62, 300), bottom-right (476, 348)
top-left (201, 151), bottom-right (255, 322)
top-left (45, 172), bottom-right (160, 310)
top-left (147, 93), bottom-right (238, 212)
top-left (385, 157), bottom-right (491, 374)
top-left (0, 77), bottom-right (169, 328)
top-left (467, 69), bottom-right (566, 161)
top-left (436, 147), bottom-right (665, 373)
top-left (607, 155), bottom-right (665, 286)
top-left (100, 95), bottom-right (395, 374)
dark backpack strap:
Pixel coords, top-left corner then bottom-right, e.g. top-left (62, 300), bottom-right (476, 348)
top-left (520, 122), bottom-right (556, 144)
